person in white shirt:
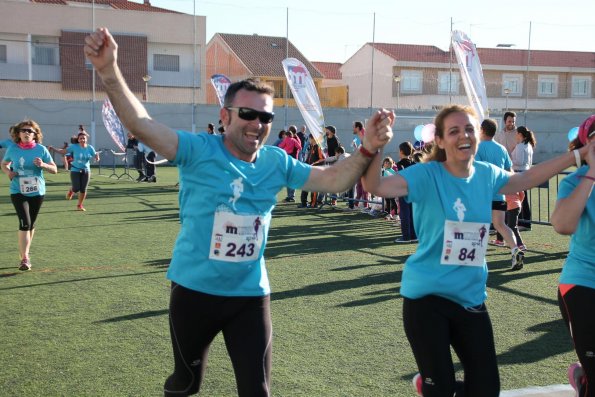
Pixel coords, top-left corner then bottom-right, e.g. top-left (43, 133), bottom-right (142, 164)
top-left (494, 111), bottom-right (517, 155)
top-left (511, 126), bottom-right (537, 230)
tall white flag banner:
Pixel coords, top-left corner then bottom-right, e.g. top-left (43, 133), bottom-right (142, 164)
top-left (210, 74), bottom-right (232, 108)
top-left (281, 58), bottom-right (325, 148)
top-left (451, 30), bottom-right (489, 121)
top-left (101, 99), bottom-right (126, 152)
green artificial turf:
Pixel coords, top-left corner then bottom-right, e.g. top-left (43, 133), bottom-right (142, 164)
top-left (0, 168), bottom-right (577, 396)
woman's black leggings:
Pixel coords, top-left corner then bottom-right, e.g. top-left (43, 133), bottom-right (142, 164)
top-left (70, 169), bottom-right (90, 193)
top-left (559, 285), bottom-right (595, 397)
top-left (11, 194), bottom-right (44, 231)
top-left (164, 283), bottom-right (272, 397)
top-left (403, 295), bottom-right (500, 397)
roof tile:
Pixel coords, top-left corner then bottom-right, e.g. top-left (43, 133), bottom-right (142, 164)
top-left (31, 0), bottom-right (180, 13)
top-left (312, 62), bottom-right (342, 80)
top-left (217, 33), bottom-right (322, 78)
top-left (371, 43), bottom-right (595, 68)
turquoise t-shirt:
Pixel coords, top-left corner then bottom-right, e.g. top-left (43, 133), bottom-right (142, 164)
top-left (67, 144), bottom-right (97, 172)
top-left (558, 166), bottom-right (595, 290)
top-left (476, 140), bottom-right (512, 202)
top-left (399, 161), bottom-right (509, 307)
top-left (3, 144), bottom-right (53, 196)
top-left (167, 132), bottom-right (312, 297)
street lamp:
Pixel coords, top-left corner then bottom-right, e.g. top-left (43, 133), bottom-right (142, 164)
top-left (393, 75), bottom-right (401, 110)
top-left (142, 74), bottom-right (152, 102)
top-left (504, 88), bottom-right (511, 111)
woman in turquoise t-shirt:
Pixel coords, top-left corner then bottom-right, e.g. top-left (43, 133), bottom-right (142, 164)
top-left (1, 120), bottom-right (57, 271)
top-left (362, 105), bottom-right (594, 397)
top-left (551, 114), bottom-right (595, 397)
top-left (50, 127), bottom-right (99, 211)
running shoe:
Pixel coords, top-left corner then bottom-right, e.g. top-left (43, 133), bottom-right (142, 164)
top-left (489, 239), bottom-right (505, 247)
top-left (568, 362), bottom-right (584, 397)
top-left (511, 247), bottom-right (524, 271)
top-left (19, 258), bottom-right (31, 271)
top-left (412, 373), bottom-right (423, 396)
top-left (77, 204), bottom-right (86, 212)
top-left (66, 190), bottom-right (74, 200)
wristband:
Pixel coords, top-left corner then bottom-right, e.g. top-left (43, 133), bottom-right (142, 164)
top-left (359, 145), bottom-right (377, 158)
top-left (579, 175), bottom-right (595, 183)
top-left (573, 149), bottom-right (582, 168)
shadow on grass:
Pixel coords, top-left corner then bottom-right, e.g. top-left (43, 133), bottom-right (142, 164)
top-left (0, 269), bottom-right (165, 291)
top-left (144, 258), bottom-right (171, 268)
top-left (497, 319), bottom-right (573, 365)
top-left (94, 309), bottom-right (168, 323)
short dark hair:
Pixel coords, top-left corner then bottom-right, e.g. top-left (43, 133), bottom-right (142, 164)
top-left (480, 118), bottom-right (498, 137)
top-left (325, 125), bottom-right (336, 134)
top-left (503, 111), bottom-right (516, 122)
top-left (288, 125), bottom-right (297, 133)
top-left (354, 121), bottom-right (363, 130)
top-left (223, 78), bottom-right (274, 108)
top-left (399, 141), bottom-right (414, 156)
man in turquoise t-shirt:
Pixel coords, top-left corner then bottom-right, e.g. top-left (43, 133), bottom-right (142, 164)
top-left (84, 27), bottom-right (394, 397)
top-left (476, 118), bottom-right (524, 270)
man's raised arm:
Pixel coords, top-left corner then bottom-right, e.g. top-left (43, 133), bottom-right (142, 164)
top-left (84, 27), bottom-right (178, 160)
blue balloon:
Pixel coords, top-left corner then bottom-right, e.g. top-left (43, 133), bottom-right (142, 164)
top-left (568, 127), bottom-right (579, 142)
top-left (414, 125), bottom-right (424, 141)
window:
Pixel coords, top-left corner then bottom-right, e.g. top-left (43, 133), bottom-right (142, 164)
top-left (32, 45), bottom-right (57, 65)
top-left (571, 76), bottom-right (591, 97)
top-left (153, 54), bottom-right (180, 72)
top-left (0, 45), bottom-right (6, 63)
top-left (502, 74), bottom-right (522, 96)
top-left (537, 75), bottom-right (558, 97)
top-left (401, 70), bottom-right (423, 93)
top-left (438, 72), bottom-right (459, 94)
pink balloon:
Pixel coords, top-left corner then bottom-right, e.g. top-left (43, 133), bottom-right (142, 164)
top-left (421, 123), bottom-right (436, 143)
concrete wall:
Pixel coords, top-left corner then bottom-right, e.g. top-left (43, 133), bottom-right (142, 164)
top-left (1, 98), bottom-right (590, 164)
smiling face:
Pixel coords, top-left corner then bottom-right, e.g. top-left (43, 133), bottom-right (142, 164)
top-left (435, 111), bottom-right (478, 166)
top-left (505, 115), bottom-right (516, 132)
top-left (220, 89), bottom-right (274, 162)
top-left (78, 134), bottom-right (88, 146)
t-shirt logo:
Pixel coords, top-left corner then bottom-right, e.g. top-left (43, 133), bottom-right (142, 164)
top-left (229, 177), bottom-right (244, 211)
top-left (453, 197), bottom-right (466, 222)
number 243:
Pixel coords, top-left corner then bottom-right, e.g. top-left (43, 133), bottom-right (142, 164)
top-left (226, 243), bottom-right (255, 258)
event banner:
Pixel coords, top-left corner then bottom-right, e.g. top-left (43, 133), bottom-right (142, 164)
top-left (281, 58), bottom-right (325, 148)
top-left (210, 74), bottom-right (232, 108)
top-left (451, 30), bottom-right (489, 121)
top-left (101, 99), bottom-right (126, 152)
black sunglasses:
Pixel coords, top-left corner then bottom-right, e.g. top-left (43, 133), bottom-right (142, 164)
top-left (226, 107), bottom-right (275, 124)
top-left (19, 128), bottom-right (36, 134)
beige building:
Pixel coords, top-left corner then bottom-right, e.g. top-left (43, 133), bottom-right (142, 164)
top-left (0, 0), bottom-right (206, 104)
top-left (341, 42), bottom-right (595, 111)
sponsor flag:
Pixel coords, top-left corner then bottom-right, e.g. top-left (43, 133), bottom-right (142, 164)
top-left (101, 99), bottom-right (126, 152)
top-left (451, 30), bottom-right (489, 121)
top-left (211, 74), bottom-right (232, 108)
top-left (281, 58), bottom-right (325, 149)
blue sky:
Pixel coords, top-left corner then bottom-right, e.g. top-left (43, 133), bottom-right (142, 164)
top-left (145, 0), bottom-right (594, 63)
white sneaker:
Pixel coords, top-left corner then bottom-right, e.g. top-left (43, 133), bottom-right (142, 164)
top-left (511, 247), bottom-right (524, 271)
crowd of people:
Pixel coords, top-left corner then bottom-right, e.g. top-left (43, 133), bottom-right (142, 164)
top-left (1, 25), bottom-right (592, 397)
